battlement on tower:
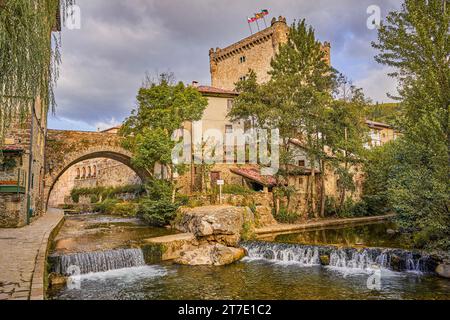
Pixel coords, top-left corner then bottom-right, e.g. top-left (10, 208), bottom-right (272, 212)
top-left (209, 16), bottom-right (330, 91)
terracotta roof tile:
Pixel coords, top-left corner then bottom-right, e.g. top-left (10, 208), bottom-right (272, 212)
top-left (196, 86), bottom-right (238, 96)
top-left (230, 166), bottom-right (277, 186)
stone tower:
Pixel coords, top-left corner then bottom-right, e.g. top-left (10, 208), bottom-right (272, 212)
top-left (209, 16), bottom-right (331, 91)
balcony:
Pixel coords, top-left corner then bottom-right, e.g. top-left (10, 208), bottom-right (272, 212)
top-left (0, 169), bottom-right (26, 194)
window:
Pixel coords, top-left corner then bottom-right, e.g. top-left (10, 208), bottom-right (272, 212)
top-left (93, 166), bottom-right (97, 177)
top-left (298, 177), bottom-right (304, 185)
top-left (82, 167), bottom-right (86, 179)
top-left (298, 160), bottom-right (306, 167)
top-left (239, 56), bottom-right (246, 63)
top-left (75, 168), bottom-right (80, 179)
top-left (227, 99), bottom-right (234, 113)
top-left (225, 125), bottom-right (233, 134)
top-left (239, 76), bottom-right (247, 81)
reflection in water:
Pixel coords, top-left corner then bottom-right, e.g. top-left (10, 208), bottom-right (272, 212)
top-left (263, 221), bottom-right (412, 249)
top-left (48, 260), bottom-right (450, 300)
top-left (52, 214), bottom-right (177, 254)
top-left (48, 218), bottom-right (449, 300)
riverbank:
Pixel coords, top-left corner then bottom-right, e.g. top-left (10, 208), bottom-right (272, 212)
top-left (255, 214), bottom-right (396, 235)
top-left (0, 208), bottom-right (64, 300)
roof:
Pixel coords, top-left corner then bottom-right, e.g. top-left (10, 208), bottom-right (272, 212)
top-left (100, 125), bottom-right (121, 133)
top-left (1, 145), bottom-right (24, 153)
top-left (365, 120), bottom-right (393, 129)
top-left (196, 86), bottom-right (239, 97)
top-left (230, 166), bottom-right (277, 187)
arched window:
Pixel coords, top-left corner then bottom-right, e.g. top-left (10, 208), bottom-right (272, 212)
top-left (76, 168), bottom-right (80, 179)
top-left (82, 167), bottom-right (86, 179)
top-left (93, 165), bottom-right (97, 177)
top-left (88, 166), bottom-right (92, 178)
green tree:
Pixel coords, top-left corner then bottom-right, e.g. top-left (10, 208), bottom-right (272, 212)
top-left (371, 0), bottom-right (449, 249)
top-left (325, 75), bottom-right (369, 212)
top-left (121, 73), bottom-right (208, 202)
top-left (230, 20), bottom-right (336, 218)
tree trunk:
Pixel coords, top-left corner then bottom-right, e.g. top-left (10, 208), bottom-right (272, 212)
top-left (319, 164), bottom-right (326, 218)
top-left (311, 167), bottom-right (317, 218)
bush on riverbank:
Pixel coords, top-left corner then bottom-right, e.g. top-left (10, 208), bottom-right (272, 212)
top-left (324, 197), bottom-right (379, 218)
top-left (137, 198), bottom-right (179, 226)
top-left (70, 184), bottom-right (145, 203)
top-left (273, 207), bottom-right (299, 224)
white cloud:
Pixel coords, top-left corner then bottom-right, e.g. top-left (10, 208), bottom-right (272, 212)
top-left (354, 67), bottom-right (399, 103)
top-left (94, 118), bottom-right (121, 132)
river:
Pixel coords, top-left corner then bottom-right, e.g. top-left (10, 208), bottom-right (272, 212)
top-left (47, 214), bottom-right (450, 300)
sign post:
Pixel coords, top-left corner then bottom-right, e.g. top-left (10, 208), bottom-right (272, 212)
top-left (217, 180), bottom-right (224, 204)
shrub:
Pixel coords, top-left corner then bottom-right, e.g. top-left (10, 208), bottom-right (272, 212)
top-left (175, 194), bottom-right (190, 206)
top-left (336, 198), bottom-right (370, 218)
top-left (93, 198), bottom-right (120, 214)
top-left (144, 179), bottom-right (172, 200)
top-left (70, 184), bottom-right (145, 203)
top-left (273, 207), bottom-right (298, 224)
top-left (111, 201), bottom-right (138, 216)
top-left (324, 196), bottom-right (338, 217)
top-left (138, 199), bottom-right (179, 227)
top-left (241, 221), bottom-right (256, 241)
top-left (90, 194), bottom-right (99, 204)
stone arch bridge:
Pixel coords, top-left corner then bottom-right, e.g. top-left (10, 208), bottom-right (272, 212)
top-left (44, 129), bottom-right (151, 209)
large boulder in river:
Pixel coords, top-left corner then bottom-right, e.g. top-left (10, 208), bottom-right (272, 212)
top-left (175, 205), bottom-right (254, 246)
top-left (174, 244), bottom-right (246, 266)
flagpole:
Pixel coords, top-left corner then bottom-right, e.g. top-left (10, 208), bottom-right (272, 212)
top-left (255, 19), bottom-right (260, 31)
top-left (262, 16), bottom-right (267, 28)
top-left (248, 20), bottom-right (253, 35)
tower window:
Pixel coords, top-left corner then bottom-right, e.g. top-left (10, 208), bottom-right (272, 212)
top-left (239, 56), bottom-right (246, 63)
top-left (239, 76), bottom-right (247, 81)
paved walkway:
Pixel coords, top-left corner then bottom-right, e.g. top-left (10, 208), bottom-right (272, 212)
top-left (0, 208), bottom-right (64, 300)
top-left (255, 214), bottom-right (395, 235)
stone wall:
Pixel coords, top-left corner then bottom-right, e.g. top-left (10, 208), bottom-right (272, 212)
top-left (0, 193), bottom-right (26, 228)
top-left (1, 96), bottom-right (47, 227)
top-left (48, 158), bottom-right (141, 207)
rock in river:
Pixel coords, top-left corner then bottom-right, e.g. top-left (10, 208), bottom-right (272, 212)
top-left (175, 205), bottom-right (254, 247)
top-left (174, 244), bottom-right (246, 266)
top-left (436, 264), bottom-right (450, 279)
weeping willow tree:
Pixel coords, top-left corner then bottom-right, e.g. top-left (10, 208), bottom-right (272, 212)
top-left (0, 0), bottom-right (74, 146)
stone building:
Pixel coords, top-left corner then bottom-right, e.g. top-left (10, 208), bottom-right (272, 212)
top-left (209, 16), bottom-right (330, 91)
top-left (365, 120), bottom-right (399, 148)
top-left (48, 157), bottom-right (141, 207)
top-left (0, 97), bottom-right (49, 227)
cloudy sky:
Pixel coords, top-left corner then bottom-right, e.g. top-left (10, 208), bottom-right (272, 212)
top-left (50, 0), bottom-right (402, 131)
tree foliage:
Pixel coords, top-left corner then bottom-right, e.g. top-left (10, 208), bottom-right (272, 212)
top-left (0, 0), bottom-right (74, 145)
top-left (370, 0), bottom-right (450, 250)
top-left (121, 73), bottom-right (208, 199)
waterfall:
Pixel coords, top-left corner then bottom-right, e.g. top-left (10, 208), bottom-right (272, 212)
top-left (241, 241), bottom-right (436, 273)
top-left (328, 248), bottom-right (382, 271)
top-left (242, 242), bottom-right (320, 266)
top-left (50, 248), bottom-right (146, 275)
top-left (405, 252), bottom-right (427, 272)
